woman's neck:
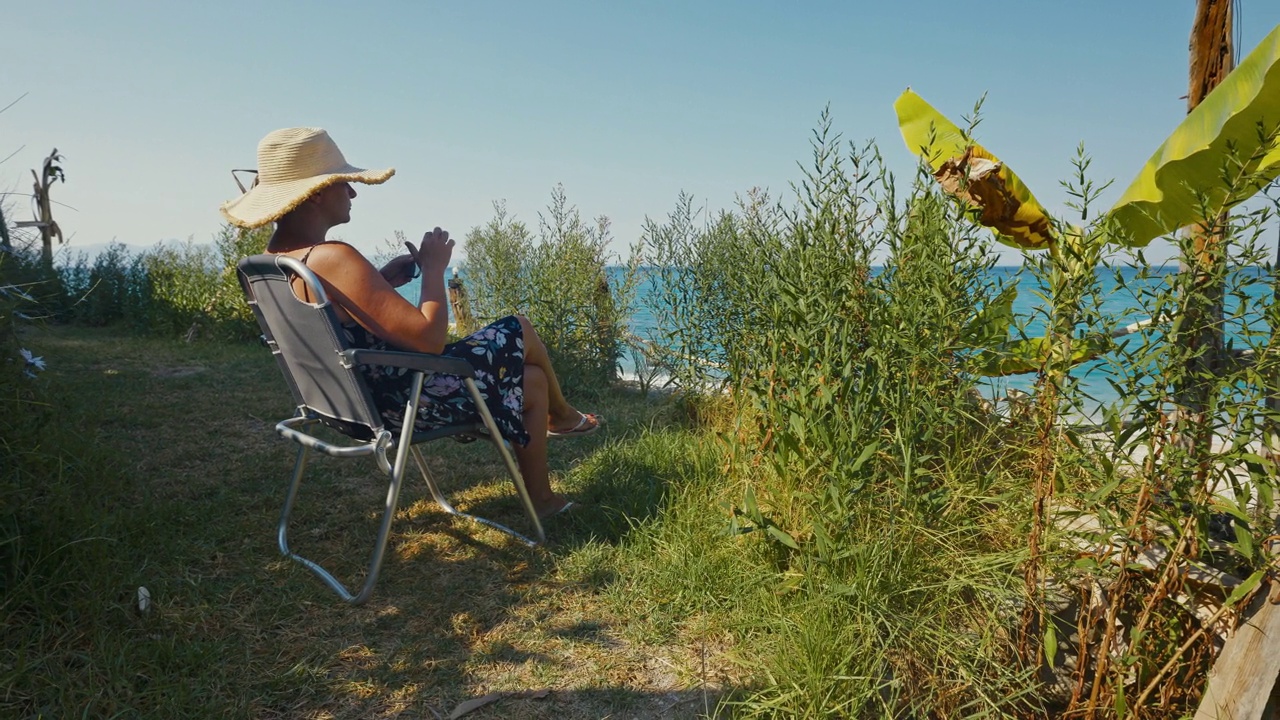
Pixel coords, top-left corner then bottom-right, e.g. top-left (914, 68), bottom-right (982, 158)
top-left (268, 216), bottom-right (327, 253)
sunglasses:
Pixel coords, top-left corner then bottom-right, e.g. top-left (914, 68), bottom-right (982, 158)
top-left (231, 169), bottom-right (259, 194)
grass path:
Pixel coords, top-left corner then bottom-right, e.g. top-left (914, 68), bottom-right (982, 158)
top-left (5, 326), bottom-right (737, 719)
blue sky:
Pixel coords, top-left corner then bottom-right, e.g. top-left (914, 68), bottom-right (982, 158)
top-left (4, 1), bottom-right (1279, 263)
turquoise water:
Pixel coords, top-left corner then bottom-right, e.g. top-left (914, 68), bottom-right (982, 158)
top-left (404, 266), bottom-right (1277, 413)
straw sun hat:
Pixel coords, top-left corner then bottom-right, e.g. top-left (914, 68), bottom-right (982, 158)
top-left (220, 127), bottom-right (394, 228)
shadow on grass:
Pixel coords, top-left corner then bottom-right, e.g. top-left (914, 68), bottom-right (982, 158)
top-left (462, 431), bottom-right (684, 550)
top-left (4, 326), bottom-right (733, 719)
top-left (238, 422), bottom-right (726, 718)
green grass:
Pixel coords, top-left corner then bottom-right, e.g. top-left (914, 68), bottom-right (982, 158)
top-left (10, 135), bottom-right (1262, 718)
top-left (2, 325), bottom-right (1047, 719)
top-left (1, 325), bottom-right (735, 719)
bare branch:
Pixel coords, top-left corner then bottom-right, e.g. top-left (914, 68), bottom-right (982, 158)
top-left (0, 92), bottom-right (29, 117)
top-left (0, 145), bottom-right (24, 166)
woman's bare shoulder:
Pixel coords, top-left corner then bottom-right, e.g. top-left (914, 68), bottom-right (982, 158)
top-left (308, 241), bottom-right (375, 273)
top-left (312, 240), bottom-right (365, 259)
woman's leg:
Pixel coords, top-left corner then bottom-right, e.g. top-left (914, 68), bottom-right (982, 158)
top-left (515, 314), bottom-right (596, 432)
top-left (514, 364), bottom-right (569, 517)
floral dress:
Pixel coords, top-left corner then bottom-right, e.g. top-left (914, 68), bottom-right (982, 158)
top-left (342, 315), bottom-right (531, 447)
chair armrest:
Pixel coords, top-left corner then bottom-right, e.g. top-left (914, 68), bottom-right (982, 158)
top-left (343, 349), bottom-right (475, 378)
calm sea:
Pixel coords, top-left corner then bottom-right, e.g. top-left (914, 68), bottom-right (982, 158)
top-left (404, 266), bottom-right (1277, 415)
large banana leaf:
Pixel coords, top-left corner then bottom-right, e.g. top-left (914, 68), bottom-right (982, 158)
top-left (1109, 23), bottom-right (1280, 246)
top-left (894, 89), bottom-right (1056, 250)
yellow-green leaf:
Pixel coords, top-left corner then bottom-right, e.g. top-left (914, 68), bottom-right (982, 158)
top-left (1224, 569), bottom-right (1265, 608)
top-left (894, 88), bottom-right (1056, 250)
top-left (1108, 24), bottom-right (1280, 246)
top-left (766, 525), bottom-right (800, 550)
top-left (971, 334), bottom-right (1114, 377)
top-left (1043, 624), bottom-right (1058, 668)
top-left (960, 286), bottom-right (1018, 349)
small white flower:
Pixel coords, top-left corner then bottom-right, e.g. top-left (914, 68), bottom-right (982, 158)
top-left (19, 348), bottom-right (46, 371)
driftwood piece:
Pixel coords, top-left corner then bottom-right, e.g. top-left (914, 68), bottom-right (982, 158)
top-left (1193, 585), bottom-right (1280, 720)
top-left (447, 272), bottom-right (476, 336)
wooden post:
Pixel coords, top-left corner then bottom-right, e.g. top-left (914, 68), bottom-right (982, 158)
top-left (594, 273), bottom-right (617, 381)
top-left (21, 149), bottom-right (65, 272)
top-left (1195, 519), bottom-right (1280, 720)
top-left (1268, 228), bottom-right (1280, 466)
top-left (447, 270), bottom-right (476, 336)
top-left (1174, 0), bottom-right (1233, 464)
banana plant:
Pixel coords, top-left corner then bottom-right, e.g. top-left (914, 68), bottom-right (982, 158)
top-left (960, 279), bottom-right (1120, 377)
top-left (897, 23), bottom-right (1280, 377)
top-left (1110, 23), bottom-right (1280, 245)
top-left (897, 23), bottom-right (1280, 251)
top-left (894, 89), bottom-right (1056, 251)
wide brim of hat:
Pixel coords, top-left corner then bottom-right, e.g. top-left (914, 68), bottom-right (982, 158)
top-left (220, 164), bottom-right (395, 229)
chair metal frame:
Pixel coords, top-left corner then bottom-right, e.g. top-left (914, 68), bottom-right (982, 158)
top-left (238, 254), bottom-right (544, 605)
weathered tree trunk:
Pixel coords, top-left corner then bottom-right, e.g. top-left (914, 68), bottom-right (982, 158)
top-left (447, 273), bottom-right (477, 336)
top-left (1174, 0), bottom-right (1233, 467)
top-left (1179, 5), bottom-right (1280, 720)
top-left (1188, 0), bottom-right (1235, 110)
top-left (1268, 229), bottom-right (1280, 466)
top-left (25, 149), bottom-right (66, 272)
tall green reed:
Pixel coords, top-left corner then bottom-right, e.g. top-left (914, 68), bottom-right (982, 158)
top-left (645, 112), bottom-right (1036, 717)
top-left (461, 186), bottom-right (642, 393)
top-left (640, 192), bottom-right (764, 392)
top-left (0, 248), bottom-right (125, 639)
top-left (1029, 141), bottom-right (1280, 718)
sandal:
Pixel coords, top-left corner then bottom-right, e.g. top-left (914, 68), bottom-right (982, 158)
top-left (538, 500), bottom-right (579, 520)
top-left (548, 413), bottom-right (602, 438)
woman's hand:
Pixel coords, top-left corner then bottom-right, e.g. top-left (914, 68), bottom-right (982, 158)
top-left (404, 227), bottom-right (455, 278)
top-left (378, 253), bottom-right (419, 288)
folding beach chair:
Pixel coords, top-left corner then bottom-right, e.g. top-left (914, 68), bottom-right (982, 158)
top-left (237, 254), bottom-right (544, 605)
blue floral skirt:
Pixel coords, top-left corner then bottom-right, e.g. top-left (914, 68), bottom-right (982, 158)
top-left (343, 314), bottom-right (530, 446)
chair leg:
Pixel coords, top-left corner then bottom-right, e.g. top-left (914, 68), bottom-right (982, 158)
top-left (277, 443), bottom-right (311, 566)
top-left (277, 411), bottom-right (419, 605)
top-left (272, 372), bottom-right (547, 603)
top-left (411, 446), bottom-right (542, 546)
top-left (464, 377), bottom-right (545, 544)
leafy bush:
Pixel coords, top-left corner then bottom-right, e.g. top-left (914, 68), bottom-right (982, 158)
top-left (60, 241), bottom-right (151, 329)
top-left (462, 187), bottom-right (641, 393)
top-left (462, 202), bottom-right (532, 322)
top-left (639, 112), bottom-right (1029, 716)
top-left (640, 193), bottom-right (765, 392)
top-left (0, 248), bottom-right (56, 598)
top-left (55, 225), bottom-right (269, 340)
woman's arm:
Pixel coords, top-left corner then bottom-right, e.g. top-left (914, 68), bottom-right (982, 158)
top-left (302, 230), bottom-right (453, 354)
top-left (407, 229), bottom-right (453, 351)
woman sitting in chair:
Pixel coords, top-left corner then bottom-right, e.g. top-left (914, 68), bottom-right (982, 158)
top-left (221, 127), bottom-right (599, 520)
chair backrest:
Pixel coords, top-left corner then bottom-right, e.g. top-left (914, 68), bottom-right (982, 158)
top-left (237, 254), bottom-right (384, 437)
